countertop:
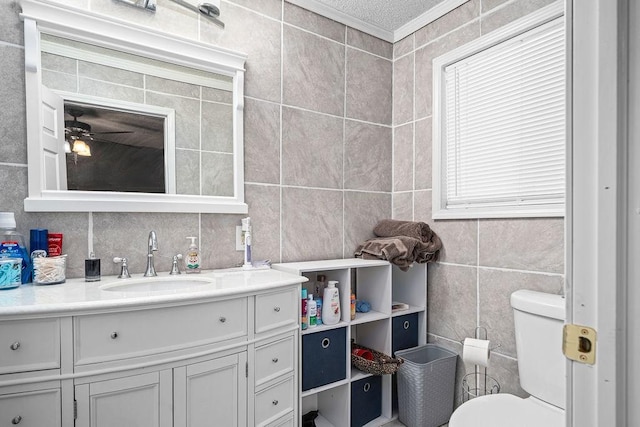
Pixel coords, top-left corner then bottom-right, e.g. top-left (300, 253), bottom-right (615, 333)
top-left (0, 267), bottom-right (307, 317)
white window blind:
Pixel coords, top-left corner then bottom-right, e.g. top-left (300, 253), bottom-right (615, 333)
top-left (440, 16), bottom-right (565, 216)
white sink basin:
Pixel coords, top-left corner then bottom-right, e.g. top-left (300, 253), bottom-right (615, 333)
top-left (100, 277), bottom-right (215, 293)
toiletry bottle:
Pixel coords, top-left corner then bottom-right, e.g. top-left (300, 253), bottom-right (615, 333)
top-left (301, 288), bottom-right (308, 330)
top-left (30, 228), bottom-right (48, 260)
top-left (308, 294), bottom-right (317, 328)
top-left (316, 297), bottom-right (323, 325)
top-left (316, 274), bottom-right (327, 297)
top-left (0, 212), bottom-right (31, 284)
top-left (322, 281), bottom-right (341, 325)
top-left (350, 291), bottom-right (356, 320)
top-left (185, 237), bottom-right (201, 274)
top-left (241, 217), bottom-right (252, 270)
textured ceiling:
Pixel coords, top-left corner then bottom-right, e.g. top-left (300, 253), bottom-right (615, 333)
top-left (314, 0), bottom-right (449, 32)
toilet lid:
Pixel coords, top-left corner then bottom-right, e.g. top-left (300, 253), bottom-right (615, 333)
top-left (449, 394), bottom-right (564, 427)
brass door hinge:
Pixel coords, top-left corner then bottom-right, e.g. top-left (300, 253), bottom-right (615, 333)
top-left (563, 324), bottom-right (596, 365)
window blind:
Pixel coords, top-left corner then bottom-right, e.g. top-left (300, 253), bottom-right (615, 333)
top-left (443, 18), bottom-right (565, 210)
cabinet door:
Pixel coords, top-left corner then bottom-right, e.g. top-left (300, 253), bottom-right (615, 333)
top-left (0, 388), bottom-right (60, 427)
top-left (75, 370), bottom-right (172, 427)
top-left (174, 352), bottom-right (247, 427)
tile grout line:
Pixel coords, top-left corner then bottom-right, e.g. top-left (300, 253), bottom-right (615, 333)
top-left (279, 0), bottom-right (285, 264)
top-left (342, 25), bottom-right (348, 259)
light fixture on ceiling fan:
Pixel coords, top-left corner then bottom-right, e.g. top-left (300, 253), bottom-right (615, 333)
top-left (64, 108), bottom-right (133, 158)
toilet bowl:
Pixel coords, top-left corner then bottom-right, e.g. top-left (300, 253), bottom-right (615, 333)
top-left (448, 290), bottom-right (566, 427)
top-left (449, 394), bottom-right (564, 427)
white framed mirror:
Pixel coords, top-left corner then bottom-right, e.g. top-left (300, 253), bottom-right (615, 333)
top-left (20, 0), bottom-right (248, 213)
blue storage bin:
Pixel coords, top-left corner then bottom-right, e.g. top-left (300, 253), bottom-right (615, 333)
top-left (392, 313), bottom-right (420, 410)
top-left (351, 376), bottom-right (382, 427)
top-left (302, 327), bottom-right (346, 391)
top-left (392, 313), bottom-right (419, 355)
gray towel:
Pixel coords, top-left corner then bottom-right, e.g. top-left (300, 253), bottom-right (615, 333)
top-left (374, 219), bottom-right (435, 243)
top-left (355, 220), bottom-right (442, 270)
top-left (354, 236), bottom-right (418, 271)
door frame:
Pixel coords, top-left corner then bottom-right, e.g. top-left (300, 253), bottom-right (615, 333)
top-left (567, 0), bottom-right (630, 426)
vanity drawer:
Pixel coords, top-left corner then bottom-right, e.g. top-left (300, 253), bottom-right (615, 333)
top-left (255, 335), bottom-right (295, 387)
top-left (0, 318), bottom-right (60, 374)
top-left (74, 298), bottom-right (247, 365)
top-left (255, 376), bottom-right (294, 427)
top-left (0, 388), bottom-right (61, 427)
top-left (255, 288), bottom-right (298, 334)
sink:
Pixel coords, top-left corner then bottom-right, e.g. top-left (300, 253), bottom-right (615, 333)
top-left (100, 277), bottom-right (215, 293)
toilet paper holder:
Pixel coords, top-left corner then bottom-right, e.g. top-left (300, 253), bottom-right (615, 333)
top-left (460, 327), bottom-right (501, 402)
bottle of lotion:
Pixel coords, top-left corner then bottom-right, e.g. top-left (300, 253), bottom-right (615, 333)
top-left (322, 281), bottom-right (341, 325)
top-left (185, 237), bottom-right (200, 274)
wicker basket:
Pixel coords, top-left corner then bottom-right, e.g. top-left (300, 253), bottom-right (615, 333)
top-left (351, 342), bottom-right (403, 375)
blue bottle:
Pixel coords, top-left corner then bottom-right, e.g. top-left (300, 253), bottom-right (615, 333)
top-left (0, 212), bottom-right (31, 285)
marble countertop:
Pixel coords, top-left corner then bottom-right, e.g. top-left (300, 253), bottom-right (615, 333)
top-left (0, 267), bottom-right (307, 317)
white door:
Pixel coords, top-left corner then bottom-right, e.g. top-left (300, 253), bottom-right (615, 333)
top-left (173, 352), bottom-right (247, 427)
top-left (40, 86), bottom-right (67, 191)
top-left (569, 0), bottom-right (633, 426)
top-left (75, 371), bottom-right (173, 427)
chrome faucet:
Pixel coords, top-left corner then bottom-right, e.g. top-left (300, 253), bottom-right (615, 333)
top-left (144, 231), bottom-right (158, 277)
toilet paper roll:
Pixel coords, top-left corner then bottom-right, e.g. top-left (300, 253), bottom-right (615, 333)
top-left (462, 338), bottom-right (491, 367)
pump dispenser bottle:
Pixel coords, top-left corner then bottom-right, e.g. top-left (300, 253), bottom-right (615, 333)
top-left (185, 237), bottom-right (200, 274)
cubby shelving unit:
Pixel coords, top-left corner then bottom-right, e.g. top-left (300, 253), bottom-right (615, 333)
top-left (272, 258), bottom-right (427, 427)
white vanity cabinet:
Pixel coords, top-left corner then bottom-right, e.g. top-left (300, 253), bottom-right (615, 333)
top-left (75, 370), bottom-right (173, 427)
top-left (174, 352), bottom-right (247, 427)
top-left (0, 271), bottom-right (303, 427)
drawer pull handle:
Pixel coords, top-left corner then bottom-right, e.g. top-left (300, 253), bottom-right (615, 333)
top-left (363, 383), bottom-right (371, 392)
top-left (219, 317), bottom-right (226, 323)
top-left (321, 338), bottom-right (330, 349)
top-left (272, 357), bottom-right (279, 363)
top-left (403, 321), bottom-right (410, 330)
top-left (272, 400), bottom-right (278, 406)
top-left (12, 415), bottom-right (22, 424)
top-left (9, 342), bottom-right (20, 351)
top-left (273, 306), bottom-right (281, 312)
top-left (110, 332), bottom-right (118, 339)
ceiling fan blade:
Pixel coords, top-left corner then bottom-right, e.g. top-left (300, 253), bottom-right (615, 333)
top-left (89, 131), bottom-right (135, 135)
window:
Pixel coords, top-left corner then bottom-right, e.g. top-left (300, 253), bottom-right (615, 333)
top-left (432, 4), bottom-right (565, 219)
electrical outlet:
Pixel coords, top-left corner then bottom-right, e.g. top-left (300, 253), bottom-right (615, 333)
top-left (236, 226), bottom-right (245, 251)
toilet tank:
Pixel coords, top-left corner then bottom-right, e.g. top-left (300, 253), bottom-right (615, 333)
top-left (511, 290), bottom-right (566, 409)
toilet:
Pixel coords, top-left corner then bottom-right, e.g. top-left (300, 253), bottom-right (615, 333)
top-left (449, 289), bottom-right (566, 427)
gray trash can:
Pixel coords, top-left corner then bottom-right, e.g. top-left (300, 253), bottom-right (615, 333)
top-left (395, 344), bottom-right (457, 427)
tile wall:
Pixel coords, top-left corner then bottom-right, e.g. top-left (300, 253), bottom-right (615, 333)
top-left (390, 0), bottom-right (564, 399)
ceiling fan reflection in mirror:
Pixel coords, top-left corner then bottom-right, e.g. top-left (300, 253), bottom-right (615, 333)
top-left (64, 107), bottom-right (134, 158)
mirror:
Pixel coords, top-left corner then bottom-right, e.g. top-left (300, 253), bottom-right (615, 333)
top-left (21, 0), bottom-right (248, 213)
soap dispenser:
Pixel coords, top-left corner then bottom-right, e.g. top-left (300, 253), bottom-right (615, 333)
top-left (185, 237), bottom-right (200, 274)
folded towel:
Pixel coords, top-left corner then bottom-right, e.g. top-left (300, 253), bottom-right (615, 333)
top-left (355, 220), bottom-right (442, 270)
top-left (355, 236), bottom-right (420, 271)
top-left (374, 219), bottom-right (436, 243)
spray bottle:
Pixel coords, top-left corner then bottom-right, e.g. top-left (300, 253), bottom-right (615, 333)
top-left (241, 217), bottom-right (252, 270)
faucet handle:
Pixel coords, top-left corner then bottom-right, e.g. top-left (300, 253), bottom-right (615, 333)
top-left (170, 254), bottom-right (183, 275)
top-left (113, 257), bottom-right (131, 279)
